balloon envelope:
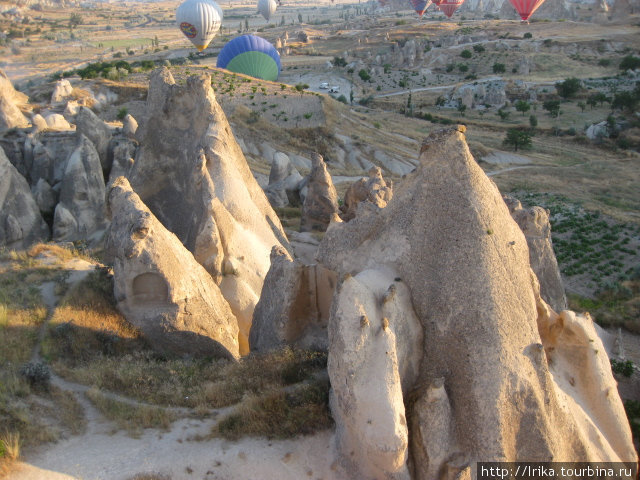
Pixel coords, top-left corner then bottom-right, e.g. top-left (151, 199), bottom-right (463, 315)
top-left (258, 0), bottom-right (277, 21)
top-left (217, 35), bottom-right (281, 81)
top-left (508, 0), bottom-right (545, 20)
top-left (438, 0), bottom-right (464, 17)
top-left (176, 0), bottom-right (222, 52)
top-left (410, 0), bottom-right (432, 16)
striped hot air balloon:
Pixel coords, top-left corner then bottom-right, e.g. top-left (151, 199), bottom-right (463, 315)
top-left (410, 0), bottom-right (432, 16)
top-left (438, 0), bottom-right (464, 17)
top-left (508, 0), bottom-right (546, 21)
top-left (216, 35), bottom-right (281, 81)
top-left (176, 0), bottom-right (223, 52)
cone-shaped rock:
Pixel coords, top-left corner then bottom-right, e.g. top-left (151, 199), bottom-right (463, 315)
top-left (106, 177), bottom-right (240, 359)
top-left (0, 69), bottom-right (29, 131)
top-left (249, 246), bottom-right (337, 352)
top-left (319, 126), bottom-right (636, 475)
top-left (128, 68), bottom-right (289, 355)
top-left (52, 134), bottom-right (107, 243)
top-left (300, 153), bottom-right (339, 232)
top-left (0, 146), bottom-right (49, 249)
top-left (505, 196), bottom-right (567, 312)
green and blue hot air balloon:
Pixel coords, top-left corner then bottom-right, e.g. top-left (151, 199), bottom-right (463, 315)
top-left (216, 35), bottom-right (281, 81)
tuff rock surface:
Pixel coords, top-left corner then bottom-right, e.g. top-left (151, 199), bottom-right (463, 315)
top-left (300, 153), bottom-right (339, 232)
top-left (106, 176), bottom-right (240, 359)
top-left (0, 146), bottom-right (49, 249)
top-left (318, 126), bottom-right (636, 478)
top-left (128, 68), bottom-right (289, 354)
top-left (340, 166), bottom-right (393, 222)
top-left (249, 246), bottom-right (336, 352)
top-left (504, 195), bottom-right (567, 312)
top-left (0, 69), bottom-right (29, 131)
top-left (52, 134), bottom-right (107, 243)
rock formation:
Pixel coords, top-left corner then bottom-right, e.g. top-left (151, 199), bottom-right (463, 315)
top-left (50, 79), bottom-right (74, 104)
top-left (0, 146), bottom-right (49, 249)
top-left (0, 69), bottom-right (29, 131)
top-left (300, 153), bottom-right (339, 232)
top-left (249, 246), bottom-right (336, 352)
top-left (318, 126), bottom-right (636, 478)
top-left (105, 176), bottom-right (240, 359)
top-left (340, 166), bottom-right (393, 222)
top-left (328, 268), bottom-right (423, 480)
top-left (505, 196), bottom-right (567, 312)
top-left (264, 152), bottom-right (304, 208)
top-left (27, 131), bottom-right (77, 186)
top-left (128, 68), bottom-right (289, 354)
top-left (75, 106), bottom-right (113, 173)
top-left (52, 134), bottom-right (106, 243)
top-left (122, 114), bottom-right (138, 139)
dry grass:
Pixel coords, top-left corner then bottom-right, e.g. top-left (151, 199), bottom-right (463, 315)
top-left (0, 431), bottom-right (21, 460)
top-left (85, 388), bottom-right (175, 438)
top-left (42, 269), bottom-right (145, 367)
top-left (274, 207), bottom-right (302, 230)
top-left (0, 431), bottom-right (21, 479)
top-left (215, 376), bottom-right (332, 440)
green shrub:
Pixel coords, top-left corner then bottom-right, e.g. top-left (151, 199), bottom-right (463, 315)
top-left (611, 359), bottom-right (634, 377)
top-left (116, 107), bottom-right (128, 120)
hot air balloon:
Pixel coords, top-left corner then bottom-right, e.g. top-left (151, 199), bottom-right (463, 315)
top-left (437, 0), bottom-right (464, 17)
top-left (217, 35), bottom-right (281, 81)
top-left (508, 0), bottom-right (545, 21)
top-left (410, 0), bottom-right (432, 16)
top-left (258, 0), bottom-right (277, 21)
top-left (176, 0), bottom-right (223, 52)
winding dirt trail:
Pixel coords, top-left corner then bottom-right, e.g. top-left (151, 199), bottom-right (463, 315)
top-left (11, 256), bottom-right (339, 480)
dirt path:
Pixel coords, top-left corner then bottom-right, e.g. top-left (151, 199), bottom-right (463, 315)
top-left (11, 256), bottom-right (340, 480)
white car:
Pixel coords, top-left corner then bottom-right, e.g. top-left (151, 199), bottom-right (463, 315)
top-left (329, 86), bottom-right (340, 93)
top-left (319, 82), bottom-right (329, 89)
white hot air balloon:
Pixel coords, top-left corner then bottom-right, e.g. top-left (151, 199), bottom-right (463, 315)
top-left (176, 0), bottom-right (223, 52)
top-left (257, 0), bottom-right (277, 21)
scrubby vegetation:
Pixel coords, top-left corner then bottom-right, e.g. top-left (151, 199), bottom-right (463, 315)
top-left (516, 193), bottom-right (640, 332)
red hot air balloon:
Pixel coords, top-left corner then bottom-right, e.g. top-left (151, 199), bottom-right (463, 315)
top-left (508, 0), bottom-right (545, 21)
top-left (410, 0), bottom-right (432, 16)
top-left (438, 0), bottom-right (464, 17)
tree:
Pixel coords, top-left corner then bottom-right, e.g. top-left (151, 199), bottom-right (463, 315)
top-left (619, 55), bottom-right (640, 71)
top-left (497, 108), bottom-right (510, 121)
top-left (460, 49), bottom-right (472, 59)
top-left (69, 13), bottom-right (83, 29)
top-left (333, 56), bottom-right (347, 67)
top-left (280, 15), bottom-right (285, 26)
top-left (543, 100), bottom-right (560, 118)
top-left (555, 77), bottom-right (581, 99)
top-left (577, 101), bottom-right (586, 112)
top-left (407, 91), bottom-right (413, 117)
top-left (245, 17), bottom-right (249, 31)
top-left (492, 63), bottom-right (505, 74)
top-left (612, 91), bottom-right (639, 112)
top-left (515, 100), bottom-right (530, 116)
top-left (529, 115), bottom-right (538, 128)
top-left (298, 13), bottom-right (303, 23)
top-left (358, 69), bottom-right (371, 82)
top-left (457, 101), bottom-right (467, 116)
top-left (472, 44), bottom-right (485, 53)
top-left (593, 92), bottom-right (609, 106)
top-left (503, 128), bottom-right (533, 151)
